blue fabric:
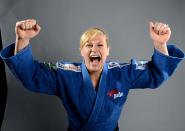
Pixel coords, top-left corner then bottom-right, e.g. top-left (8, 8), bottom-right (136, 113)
top-left (0, 43), bottom-right (184, 131)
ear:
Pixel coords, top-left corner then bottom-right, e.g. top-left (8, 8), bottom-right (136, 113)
top-left (106, 47), bottom-right (110, 56)
top-left (80, 48), bottom-right (84, 57)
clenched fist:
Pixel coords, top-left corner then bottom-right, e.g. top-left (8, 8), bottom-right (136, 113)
top-left (15, 19), bottom-right (41, 39)
top-left (15, 19), bottom-right (41, 54)
top-left (149, 22), bottom-right (171, 55)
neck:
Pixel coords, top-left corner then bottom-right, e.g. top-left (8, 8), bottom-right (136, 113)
top-left (89, 70), bottom-right (102, 89)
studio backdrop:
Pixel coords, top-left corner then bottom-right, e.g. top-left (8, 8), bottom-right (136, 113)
top-left (0, 0), bottom-right (185, 131)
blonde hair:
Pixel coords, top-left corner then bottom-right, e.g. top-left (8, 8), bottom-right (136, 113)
top-left (80, 27), bottom-right (109, 49)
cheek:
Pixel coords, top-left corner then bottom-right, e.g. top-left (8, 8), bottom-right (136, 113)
top-left (82, 53), bottom-right (90, 61)
top-left (80, 50), bottom-right (84, 57)
top-left (106, 48), bottom-right (110, 56)
top-left (102, 50), bottom-right (109, 57)
top-left (81, 49), bottom-right (88, 57)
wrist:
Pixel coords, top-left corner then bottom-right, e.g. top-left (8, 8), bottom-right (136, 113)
top-left (14, 37), bottom-right (30, 55)
top-left (154, 42), bottom-right (169, 56)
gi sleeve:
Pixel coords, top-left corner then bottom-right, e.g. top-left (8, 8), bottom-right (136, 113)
top-left (0, 43), bottom-right (58, 95)
top-left (126, 44), bottom-right (184, 89)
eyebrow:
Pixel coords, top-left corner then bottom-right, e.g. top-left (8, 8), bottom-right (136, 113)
top-left (88, 41), bottom-right (103, 44)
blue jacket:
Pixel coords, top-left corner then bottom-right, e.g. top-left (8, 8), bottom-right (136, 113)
top-left (0, 43), bottom-right (184, 131)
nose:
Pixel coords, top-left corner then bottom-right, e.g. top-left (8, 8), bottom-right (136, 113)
top-left (91, 45), bottom-right (98, 52)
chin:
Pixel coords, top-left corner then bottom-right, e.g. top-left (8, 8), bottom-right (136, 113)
top-left (88, 66), bottom-right (103, 73)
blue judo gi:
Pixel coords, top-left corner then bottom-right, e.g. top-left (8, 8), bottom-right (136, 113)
top-left (0, 43), bottom-right (184, 131)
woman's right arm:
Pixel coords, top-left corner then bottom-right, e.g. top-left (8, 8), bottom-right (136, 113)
top-left (0, 19), bottom-right (59, 95)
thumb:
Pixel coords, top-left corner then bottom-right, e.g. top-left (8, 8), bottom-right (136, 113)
top-left (149, 21), bottom-right (154, 32)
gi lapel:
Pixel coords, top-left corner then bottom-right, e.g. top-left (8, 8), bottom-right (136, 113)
top-left (81, 62), bottom-right (108, 130)
top-left (81, 62), bottom-right (96, 104)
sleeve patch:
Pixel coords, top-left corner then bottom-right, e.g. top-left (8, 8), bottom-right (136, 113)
top-left (134, 60), bottom-right (148, 70)
top-left (44, 62), bottom-right (57, 71)
top-left (56, 62), bottom-right (81, 72)
top-left (108, 62), bottom-right (129, 69)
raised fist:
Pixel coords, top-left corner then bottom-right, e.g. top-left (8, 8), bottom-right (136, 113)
top-left (149, 22), bottom-right (171, 45)
top-left (14, 19), bottom-right (41, 54)
top-left (15, 19), bottom-right (41, 40)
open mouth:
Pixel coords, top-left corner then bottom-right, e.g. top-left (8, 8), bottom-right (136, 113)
top-left (89, 55), bottom-right (101, 62)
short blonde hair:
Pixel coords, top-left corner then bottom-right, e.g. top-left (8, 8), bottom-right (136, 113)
top-left (80, 27), bottom-right (109, 49)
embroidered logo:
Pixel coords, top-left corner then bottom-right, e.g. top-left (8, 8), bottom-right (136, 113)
top-left (44, 62), bottom-right (57, 71)
top-left (56, 62), bottom-right (81, 72)
top-left (135, 60), bottom-right (148, 70)
top-left (108, 62), bottom-right (120, 69)
top-left (108, 62), bottom-right (129, 69)
top-left (107, 89), bottom-right (123, 99)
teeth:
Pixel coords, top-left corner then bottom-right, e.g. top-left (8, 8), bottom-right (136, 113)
top-left (90, 54), bottom-right (100, 57)
top-left (89, 54), bottom-right (101, 62)
top-left (91, 56), bottom-right (99, 58)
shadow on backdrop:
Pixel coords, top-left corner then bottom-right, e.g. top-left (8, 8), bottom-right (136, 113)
top-left (0, 28), bottom-right (8, 129)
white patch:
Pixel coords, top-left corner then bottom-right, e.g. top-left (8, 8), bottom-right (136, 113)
top-left (56, 62), bottom-right (81, 72)
top-left (135, 60), bottom-right (148, 70)
top-left (108, 62), bottom-right (129, 69)
top-left (113, 92), bottom-right (123, 99)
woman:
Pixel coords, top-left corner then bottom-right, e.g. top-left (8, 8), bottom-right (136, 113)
top-left (0, 19), bottom-right (184, 131)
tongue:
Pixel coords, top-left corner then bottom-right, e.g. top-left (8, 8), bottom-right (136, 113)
top-left (92, 59), bottom-right (99, 65)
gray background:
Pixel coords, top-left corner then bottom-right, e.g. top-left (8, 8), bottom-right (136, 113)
top-left (0, 0), bottom-right (185, 131)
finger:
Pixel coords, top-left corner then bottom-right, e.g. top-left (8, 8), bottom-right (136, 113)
top-left (15, 21), bottom-right (22, 31)
top-left (25, 22), bottom-right (31, 30)
top-left (165, 26), bottom-right (171, 35)
top-left (152, 22), bottom-right (158, 34)
top-left (16, 19), bottom-right (36, 30)
top-left (154, 22), bottom-right (162, 34)
top-left (20, 22), bottom-right (26, 30)
top-left (34, 24), bottom-right (41, 32)
top-left (16, 20), bottom-right (25, 27)
top-left (156, 23), bottom-right (163, 31)
top-left (25, 19), bottom-right (37, 30)
top-left (160, 24), bottom-right (170, 35)
top-left (16, 20), bottom-right (27, 30)
top-left (158, 24), bottom-right (167, 35)
top-left (26, 19), bottom-right (36, 24)
top-left (26, 19), bottom-right (37, 28)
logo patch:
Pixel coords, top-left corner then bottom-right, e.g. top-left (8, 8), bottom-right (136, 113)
top-left (56, 62), bottom-right (81, 72)
top-left (107, 89), bottom-right (123, 99)
top-left (135, 60), bottom-right (148, 70)
top-left (108, 62), bottom-right (120, 69)
top-left (108, 62), bottom-right (129, 69)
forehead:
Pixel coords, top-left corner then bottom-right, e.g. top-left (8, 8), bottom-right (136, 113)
top-left (88, 34), bottom-right (106, 43)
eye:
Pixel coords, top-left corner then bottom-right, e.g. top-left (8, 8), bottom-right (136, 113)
top-left (86, 44), bottom-right (93, 48)
top-left (98, 44), bottom-right (103, 47)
